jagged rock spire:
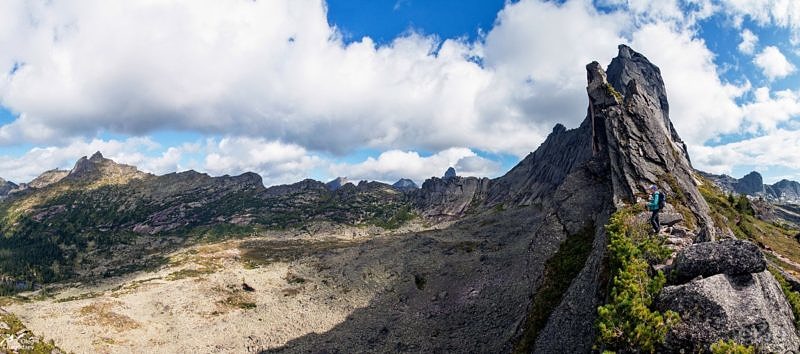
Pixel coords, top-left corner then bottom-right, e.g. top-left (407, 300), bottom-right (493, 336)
top-left (587, 45), bottom-right (715, 239)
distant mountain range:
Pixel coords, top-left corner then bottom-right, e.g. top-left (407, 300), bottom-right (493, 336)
top-left (699, 170), bottom-right (800, 203)
top-left (0, 153), bottom-right (486, 284)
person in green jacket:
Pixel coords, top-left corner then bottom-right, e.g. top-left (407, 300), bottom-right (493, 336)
top-left (646, 185), bottom-right (661, 233)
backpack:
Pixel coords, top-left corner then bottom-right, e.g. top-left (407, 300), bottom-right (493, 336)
top-left (657, 191), bottom-right (666, 211)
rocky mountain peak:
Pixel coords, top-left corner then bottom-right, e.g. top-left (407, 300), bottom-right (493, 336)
top-left (443, 167), bottom-right (457, 179)
top-left (89, 151), bottom-right (105, 162)
top-left (64, 152), bottom-right (146, 184)
top-left (586, 61), bottom-right (621, 108)
top-left (607, 44), bottom-right (687, 155)
top-left (326, 177), bottom-right (352, 191)
top-left (738, 171), bottom-right (765, 195)
top-left (590, 47), bottom-right (702, 210)
top-left (392, 178), bottom-right (418, 192)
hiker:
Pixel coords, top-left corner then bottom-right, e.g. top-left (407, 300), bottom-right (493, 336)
top-left (646, 185), bottom-right (663, 233)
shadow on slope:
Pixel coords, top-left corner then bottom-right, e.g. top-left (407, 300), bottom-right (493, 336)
top-left (257, 207), bottom-right (551, 353)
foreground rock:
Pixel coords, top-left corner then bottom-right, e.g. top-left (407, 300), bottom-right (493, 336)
top-left (670, 239), bottom-right (765, 284)
top-left (657, 271), bottom-right (800, 352)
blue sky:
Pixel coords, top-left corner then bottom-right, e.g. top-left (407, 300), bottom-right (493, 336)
top-left (1, 0), bottom-right (800, 186)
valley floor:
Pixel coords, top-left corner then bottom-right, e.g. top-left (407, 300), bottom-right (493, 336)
top-left (0, 206), bottom-right (562, 353)
top-left (4, 222), bottom-right (432, 353)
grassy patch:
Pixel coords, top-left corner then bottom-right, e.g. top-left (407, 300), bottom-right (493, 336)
top-left (371, 205), bottom-right (416, 230)
top-left (79, 302), bottom-right (141, 331)
top-left (220, 295), bottom-right (257, 309)
top-left (514, 224), bottom-right (595, 353)
top-left (239, 238), bottom-right (357, 268)
top-left (596, 208), bottom-right (679, 352)
top-left (699, 178), bottom-right (800, 265)
top-left (0, 311), bottom-right (26, 335)
top-left (605, 83), bottom-right (623, 101)
top-left (166, 266), bottom-right (218, 281)
top-left (55, 291), bottom-right (103, 303)
top-left (710, 339), bottom-right (755, 354)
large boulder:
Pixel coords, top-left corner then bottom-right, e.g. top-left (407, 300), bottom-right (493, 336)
top-left (659, 212), bottom-right (683, 227)
top-left (671, 239), bottom-right (765, 284)
top-left (657, 271), bottom-right (800, 352)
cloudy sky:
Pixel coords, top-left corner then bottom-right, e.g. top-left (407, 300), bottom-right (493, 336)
top-left (1, 0), bottom-right (799, 186)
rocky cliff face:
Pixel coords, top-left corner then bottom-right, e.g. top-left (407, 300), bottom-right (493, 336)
top-left (522, 45), bottom-right (721, 352)
top-left (414, 175), bottom-right (491, 218)
top-left (737, 171), bottom-right (766, 195)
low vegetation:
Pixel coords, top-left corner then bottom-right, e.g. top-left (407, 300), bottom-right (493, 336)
top-left (596, 207), bottom-right (679, 352)
top-left (514, 224), bottom-right (595, 353)
top-left (698, 178), bottom-right (800, 267)
top-left (709, 339), bottom-right (755, 354)
top-left (0, 310), bottom-right (63, 353)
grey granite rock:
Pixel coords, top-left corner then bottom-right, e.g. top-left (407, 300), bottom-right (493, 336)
top-left (414, 176), bottom-right (490, 218)
top-left (671, 239), bottom-right (765, 284)
top-left (325, 177), bottom-right (351, 191)
top-left (392, 178), bottom-right (418, 192)
top-left (657, 271), bottom-right (800, 353)
top-left (443, 167), bottom-right (457, 179)
top-left (736, 171), bottom-right (765, 195)
top-left (659, 212), bottom-right (683, 226)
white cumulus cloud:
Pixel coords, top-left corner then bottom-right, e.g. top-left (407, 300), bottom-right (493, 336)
top-left (737, 28), bottom-right (759, 54)
top-left (0, 0), bottom-right (798, 184)
top-left (328, 148), bottom-right (501, 185)
top-left (754, 46), bottom-right (796, 80)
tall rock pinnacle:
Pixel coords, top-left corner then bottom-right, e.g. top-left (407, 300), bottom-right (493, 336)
top-left (586, 45), bottom-right (714, 239)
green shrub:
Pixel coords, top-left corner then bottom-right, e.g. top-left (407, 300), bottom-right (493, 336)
top-left (596, 209), bottom-right (679, 352)
top-left (710, 339), bottom-right (755, 354)
top-left (514, 224), bottom-right (595, 353)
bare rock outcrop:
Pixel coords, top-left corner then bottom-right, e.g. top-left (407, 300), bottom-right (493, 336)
top-left (392, 178), bottom-right (418, 192)
top-left (656, 239), bottom-right (799, 352)
top-left (593, 45), bottom-right (715, 239)
top-left (414, 176), bottom-right (490, 218)
top-left (670, 239), bottom-right (766, 284)
top-left (63, 151), bottom-right (148, 183)
top-left (658, 272), bottom-right (800, 352)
